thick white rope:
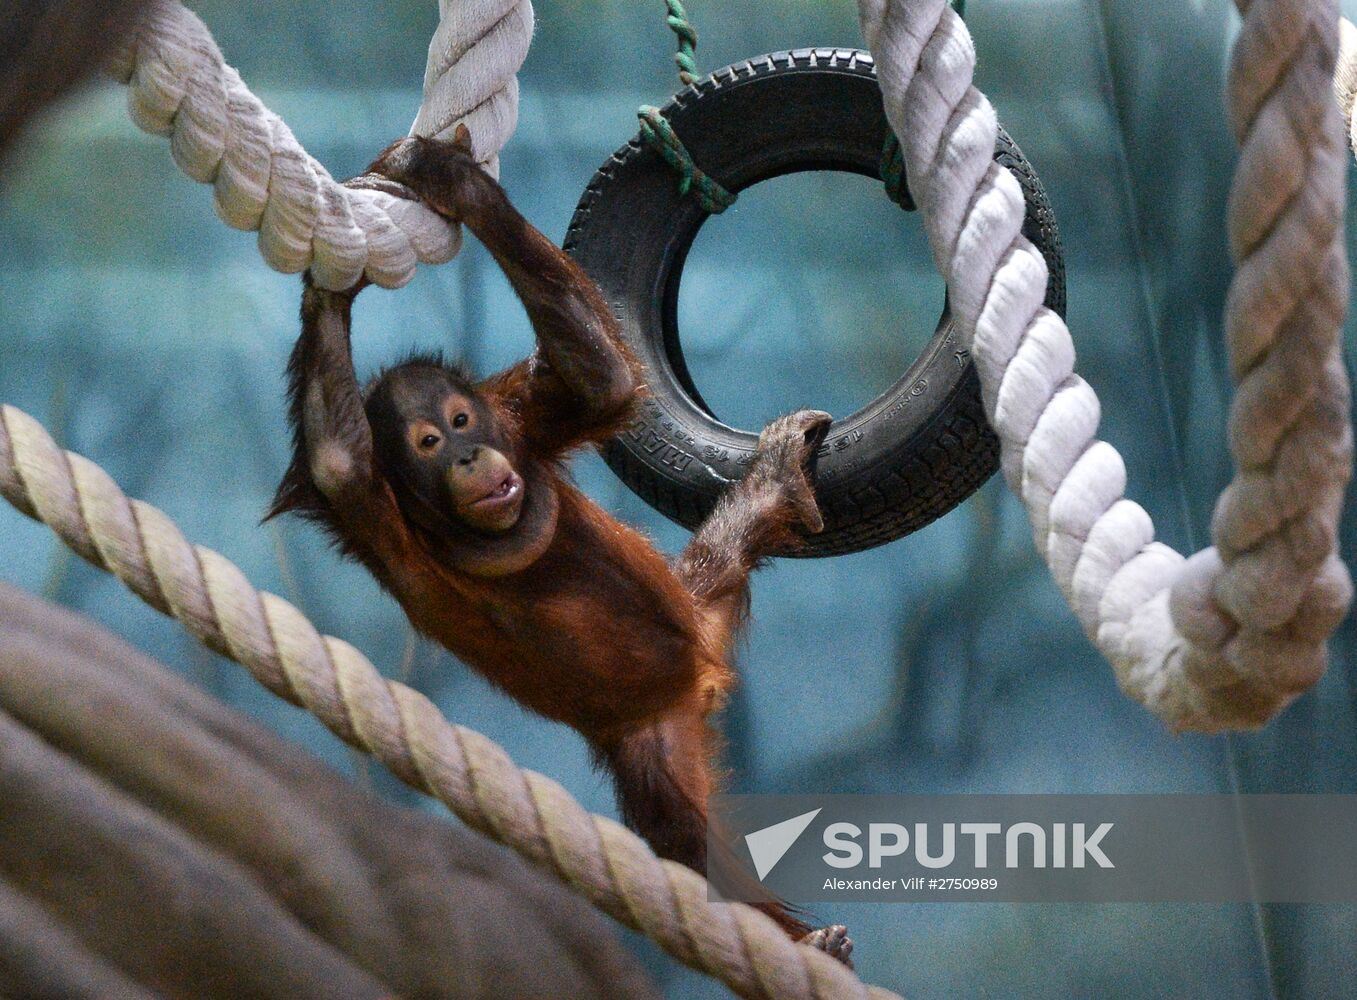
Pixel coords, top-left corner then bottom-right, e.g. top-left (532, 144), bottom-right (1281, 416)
top-left (412, 0), bottom-right (534, 168)
top-left (0, 405), bottom-right (897, 1000)
top-left (104, 0), bottom-right (532, 290)
top-left (858, 0), bottom-right (1353, 732)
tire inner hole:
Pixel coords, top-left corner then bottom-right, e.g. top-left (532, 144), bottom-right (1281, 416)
top-left (673, 169), bottom-right (946, 432)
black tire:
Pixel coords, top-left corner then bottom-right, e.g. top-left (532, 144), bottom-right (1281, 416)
top-left (565, 48), bottom-right (1065, 557)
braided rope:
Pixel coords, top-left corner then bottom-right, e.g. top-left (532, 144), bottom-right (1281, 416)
top-left (858, 0), bottom-right (1353, 732)
top-left (878, 0), bottom-right (963, 210)
top-left (410, 0), bottom-right (533, 170)
top-left (0, 404), bottom-right (900, 1000)
top-left (637, 105), bottom-right (737, 213)
top-left (105, 0), bottom-right (532, 290)
top-left (664, 0), bottom-right (701, 86)
top-left (635, 2), bottom-right (738, 213)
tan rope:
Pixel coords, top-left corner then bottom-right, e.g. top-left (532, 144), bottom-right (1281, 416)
top-left (0, 403), bottom-right (900, 1000)
top-left (856, 0), bottom-right (1353, 731)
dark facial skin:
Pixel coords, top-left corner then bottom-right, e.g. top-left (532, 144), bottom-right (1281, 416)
top-left (365, 364), bottom-right (525, 534)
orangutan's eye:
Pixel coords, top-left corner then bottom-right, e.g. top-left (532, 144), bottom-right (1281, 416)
top-left (452, 412), bottom-right (469, 429)
top-left (420, 433), bottom-right (441, 449)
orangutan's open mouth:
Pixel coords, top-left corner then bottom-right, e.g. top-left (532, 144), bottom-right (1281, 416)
top-left (472, 472), bottom-right (522, 510)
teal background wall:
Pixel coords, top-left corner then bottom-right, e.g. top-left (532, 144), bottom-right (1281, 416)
top-left (2, 1), bottom-right (1356, 995)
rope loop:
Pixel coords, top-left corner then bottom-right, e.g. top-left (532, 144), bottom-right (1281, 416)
top-left (878, 133), bottom-right (916, 210)
top-left (636, 105), bottom-right (737, 213)
top-left (637, 2), bottom-right (735, 212)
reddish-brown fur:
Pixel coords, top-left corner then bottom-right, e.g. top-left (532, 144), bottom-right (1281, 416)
top-left (270, 133), bottom-right (845, 953)
top-left (371, 478), bottom-right (720, 738)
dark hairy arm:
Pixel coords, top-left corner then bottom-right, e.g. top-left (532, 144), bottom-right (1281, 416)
top-left (369, 133), bottom-right (643, 454)
top-left (296, 281), bottom-right (377, 501)
top-left (268, 276), bottom-right (396, 539)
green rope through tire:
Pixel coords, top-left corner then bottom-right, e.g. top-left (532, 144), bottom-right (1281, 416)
top-left (639, 0), bottom-right (737, 212)
top-left (636, 106), bottom-right (736, 213)
top-left (879, 133), bottom-right (915, 210)
top-left (639, 0), bottom-right (965, 215)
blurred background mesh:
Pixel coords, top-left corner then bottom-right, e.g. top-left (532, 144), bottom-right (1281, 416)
top-left (2, 0), bottom-right (1357, 995)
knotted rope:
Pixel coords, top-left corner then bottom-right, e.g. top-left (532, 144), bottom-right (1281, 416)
top-left (634, 0), bottom-right (738, 214)
top-left (636, 105), bottom-right (737, 212)
top-left (857, 0), bottom-right (1352, 731)
top-left (106, 0), bottom-right (531, 290)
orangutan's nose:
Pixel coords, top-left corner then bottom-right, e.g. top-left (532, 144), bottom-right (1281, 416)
top-left (456, 446), bottom-right (481, 467)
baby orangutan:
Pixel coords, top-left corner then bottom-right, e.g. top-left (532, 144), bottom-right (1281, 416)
top-left (270, 129), bottom-right (850, 962)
